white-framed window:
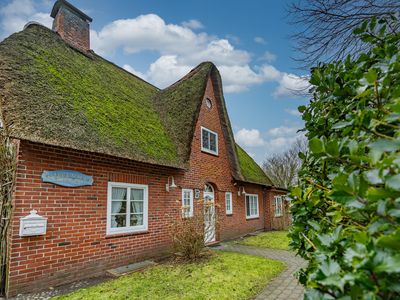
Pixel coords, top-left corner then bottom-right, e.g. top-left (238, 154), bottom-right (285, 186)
top-left (107, 182), bottom-right (148, 235)
top-left (225, 192), bottom-right (233, 215)
top-left (245, 194), bottom-right (259, 219)
top-left (274, 195), bottom-right (283, 217)
top-left (182, 189), bottom-right (194, 218)
top-left (201, 127), bottom-right (218, 155)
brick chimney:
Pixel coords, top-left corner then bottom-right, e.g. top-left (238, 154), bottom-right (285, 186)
top-left (50, 0), bottom-right (92, 52)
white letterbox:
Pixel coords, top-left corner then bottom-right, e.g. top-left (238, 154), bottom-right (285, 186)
top-left (19, 210), bottom-right (47, 237)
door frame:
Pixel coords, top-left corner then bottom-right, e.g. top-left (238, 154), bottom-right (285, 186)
top-left (203, 183), bottom-right (216, 243)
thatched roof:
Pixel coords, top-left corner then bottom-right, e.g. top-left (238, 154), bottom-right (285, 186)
top-left (0, 24), bottom-right (270, 186)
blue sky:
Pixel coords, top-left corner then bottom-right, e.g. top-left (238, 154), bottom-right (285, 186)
top-left (0, 0), bottom-right (308, 164)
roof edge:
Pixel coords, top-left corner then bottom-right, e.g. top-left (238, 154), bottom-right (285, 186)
top-left (10, 134), bottom-right (185, 170)
top-left (208, 65), bottom-right (244, 181)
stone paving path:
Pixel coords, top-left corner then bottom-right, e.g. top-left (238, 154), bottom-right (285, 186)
top-left (215, 243), bottom-right (306, 300)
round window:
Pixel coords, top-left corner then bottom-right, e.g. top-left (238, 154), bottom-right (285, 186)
top-left (205, 98), bottom-right (212, 109)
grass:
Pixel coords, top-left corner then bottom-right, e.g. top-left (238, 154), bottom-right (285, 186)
top-left (237, 231), bottom-right (290, 250)
top-left (53, 252), bottom-right (284, 300)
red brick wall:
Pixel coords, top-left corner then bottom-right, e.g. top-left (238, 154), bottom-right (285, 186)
top-left (6, 76), bottom-right (270, 296)
top-left (175, 77), bottom-right (266, 240)
top-left (52, 6), bottom-right (90, 52)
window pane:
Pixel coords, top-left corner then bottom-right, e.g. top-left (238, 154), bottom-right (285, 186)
top-left (131, 189), bottom-right (144, 200)
top-left (246, 196), bottom-right (250, 216)
top-left (130, 214), bottom-right (144, 226)
top-left (111, 201), bottom-right (126, 214)
top-left (111, 214), bottom-right (126, 228)
top-left (202, 129), bottom-right (209, 149)
top-left (130, 201), bottom-right (143, 213)
top-left (112, 187), bottom-right (127, 200)
top-left (209, 133), bottom-right (216, 151)
top-left (226, 193), bottom-right (231, 211)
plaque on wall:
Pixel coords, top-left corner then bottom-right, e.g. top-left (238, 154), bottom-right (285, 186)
top-left (41, 170), bottom-right (93, 187)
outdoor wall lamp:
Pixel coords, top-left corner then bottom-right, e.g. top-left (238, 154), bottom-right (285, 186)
top-left (166, 176), bottom-right (177, 192)
top-left (238, 186), bottom-right (246, 196)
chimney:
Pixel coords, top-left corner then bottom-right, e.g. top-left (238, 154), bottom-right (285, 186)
top-left (50, 0), bottom-right (93, 52)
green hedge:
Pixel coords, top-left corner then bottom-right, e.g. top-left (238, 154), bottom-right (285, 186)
top-left (290, 17), bottom-right (400, 299)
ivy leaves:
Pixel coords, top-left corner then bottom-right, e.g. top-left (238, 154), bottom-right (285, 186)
top-left (290, 17), bottom-right (400, 300)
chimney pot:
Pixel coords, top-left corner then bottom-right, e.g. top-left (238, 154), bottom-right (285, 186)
top-left (51, 0), bottom-right (92, 52)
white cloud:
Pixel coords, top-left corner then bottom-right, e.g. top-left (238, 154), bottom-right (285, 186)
top-left (122, 64), bottom-right (146, 79)
top-left (0, 0), bottom-right (52, 40)
top-left (264, 125), bottom-right (304, 155)
top-left (181, 19), bottom-right (204, 29)
top-left (254, 36), bottom-right (266, 44)
top-left (90, 13), bottom-right (308, 92)
top-left (235, 128), bottom-right (265, 147)
top-left (267, 126), bottom-right (299, 137)
top-left (260, 50), bottom-right (276, 63)
top-left (273, 73), bottom-right (310, 97)
top-left (285, 108), bottom-right (302, 116)
top-left (146, 55), bottom-right (192, 87)
top-left (235, 124), bottom-right (305, 163)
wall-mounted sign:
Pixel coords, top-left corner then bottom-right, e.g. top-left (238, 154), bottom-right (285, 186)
top-left (194, 189), bottom-right (201, 199)
top-left (19, 209), bottom-right (47, 237)
top-left (41, 170), bottom-right (93, 187)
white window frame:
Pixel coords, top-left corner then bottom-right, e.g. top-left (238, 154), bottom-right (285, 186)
top-left (245, 194), bottom-right (259, 219)
top-left (201, 126), bottom-right (218, 155)
top-left (181, 189), bottom-right (194, 218)
top-left (225, 192), bottom-right (233, 215)
top-left (274, 195), bottom-right (283, 217)
top-left (106, 182), bottom-right (148, 235)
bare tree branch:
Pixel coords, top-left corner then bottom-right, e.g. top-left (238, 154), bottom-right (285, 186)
top-left (287, 0), bottom-right (400, 68)
top-left (263, 137), bottom-right (308, 189)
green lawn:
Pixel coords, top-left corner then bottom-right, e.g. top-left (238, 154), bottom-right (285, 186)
top-left (237, 231), bottom-right (290, 250)
top-left (53, 252), bottom-right (285, 300)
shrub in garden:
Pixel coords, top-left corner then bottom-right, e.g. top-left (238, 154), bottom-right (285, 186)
top-left (290, 18), bottom-right (400, 299)
top-left (170, 200), bottom-right (220, 261)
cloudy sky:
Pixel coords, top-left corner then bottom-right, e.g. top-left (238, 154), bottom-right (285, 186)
top-left (0, 0), bottom-right (308, 164)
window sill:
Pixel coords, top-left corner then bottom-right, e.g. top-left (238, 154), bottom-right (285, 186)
top-left (274, 215), bottom-right (283, 218)
top-left (226, 213), bottom-right (233, 216)
top-left (201, 149), bottom-right (219, 157)
top-left (105, 230), bottom-right (149, 239)
top-left (246, 216), bottom-right (259, 220)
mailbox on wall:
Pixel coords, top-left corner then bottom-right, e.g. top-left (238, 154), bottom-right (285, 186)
top-left (19, 209), bottom-right (47, 237)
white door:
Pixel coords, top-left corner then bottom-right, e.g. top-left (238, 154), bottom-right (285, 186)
top-left (204, 184), bottom-right (216, 243)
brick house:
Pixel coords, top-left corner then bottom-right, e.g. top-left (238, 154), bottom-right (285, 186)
top-left (0, 0), bottom-right (291, 297)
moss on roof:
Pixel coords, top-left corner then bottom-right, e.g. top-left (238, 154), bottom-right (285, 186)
top-left (0, 24), bottom-right (181, 167)
top-left (153, 62), bottom-right (212, 160)
top-left (236, 144), bottom-right (271, 186)
top-left (0, 24), bottom-right (271, 186)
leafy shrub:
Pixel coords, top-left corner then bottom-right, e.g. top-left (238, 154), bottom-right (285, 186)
top-left (170, 200), bottom-right (220, 260)
top-left (290, 18), bottom-right (400, 299)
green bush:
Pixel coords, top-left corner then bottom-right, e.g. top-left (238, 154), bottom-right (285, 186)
top-left (290, 17), bottom-right (400, 299)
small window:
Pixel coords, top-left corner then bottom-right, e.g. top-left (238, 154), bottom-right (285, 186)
top-left (107, 182), bottom-right (148, 235)
top-left (274, 195), bottom-right (283, 217)
top-left (205, 98), bottom-right (212, 109)
top-left (201, 127), bottom-right (218, 155)
top-left (245, 194), bottom-right (259, 219)
top-left (225, 192), bottom-right (233, 215)
top-left (182, 189), bottom-right (194, 218)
